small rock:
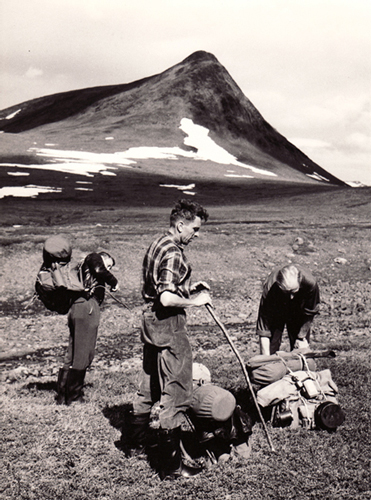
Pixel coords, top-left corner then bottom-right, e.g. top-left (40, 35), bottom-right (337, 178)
top-left (107, 365), bottom-right (120, 373)
top-left (6, 366), bottom-right (30, 382)
top-left (294, 237), bottom-right (304, 245)
top-left (334, 257), bottom-right (348, 265)
top-left (238, 313), bottom-right (249, 320)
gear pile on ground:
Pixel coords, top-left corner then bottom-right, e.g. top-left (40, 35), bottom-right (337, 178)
top-left (247, 350), bottom-right (345, 431)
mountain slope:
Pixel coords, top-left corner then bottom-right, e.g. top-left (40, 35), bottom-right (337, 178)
top-left (0, 51), bottom-right (346, 186)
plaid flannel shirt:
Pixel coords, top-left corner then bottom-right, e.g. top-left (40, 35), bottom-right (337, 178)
top-left (142, 232), bottom-right (191, 303)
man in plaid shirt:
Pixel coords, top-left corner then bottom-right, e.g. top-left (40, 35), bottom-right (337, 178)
top-left (126, 199), bottom-right (211, 479)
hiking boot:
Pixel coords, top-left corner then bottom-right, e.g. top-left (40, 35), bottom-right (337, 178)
top-left (65, 368), bottom-right (86, 405)
top-left (158, 427), bottom-right (203, 480)
top-left (122, 411), bottom-right (150, 457)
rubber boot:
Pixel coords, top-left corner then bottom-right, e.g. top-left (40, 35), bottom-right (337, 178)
top-left (65, 368), bottom-right (86, 405)
top-left (55, 367), bottom-right (69, 405)
top-left (158, 427), bottom-right (203, 480)
top-left (122, 411), bottom-right (150, 457)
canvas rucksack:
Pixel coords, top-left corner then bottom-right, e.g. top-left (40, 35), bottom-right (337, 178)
top-left (256, 367), bottom-right (345, 431)
top-left (35, 235), bottom-right (85, 314)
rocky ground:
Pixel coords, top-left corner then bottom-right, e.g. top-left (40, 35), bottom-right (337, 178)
top-left (1, 185), bottom-right (370, 500)
top-left (1, 187), bottom-right (370, 383)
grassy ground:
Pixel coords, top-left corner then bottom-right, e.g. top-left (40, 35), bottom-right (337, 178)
top-left (1, 189), bottom-right (371, 499)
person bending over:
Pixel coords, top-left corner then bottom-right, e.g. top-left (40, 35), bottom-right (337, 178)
top-left (56, 251), bottom-right (118, 405)
top-left (257, 264), bottom-right (320, 356)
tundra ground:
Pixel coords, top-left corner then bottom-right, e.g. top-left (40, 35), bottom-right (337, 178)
top-left (1, 185), bottom-right (370, 500)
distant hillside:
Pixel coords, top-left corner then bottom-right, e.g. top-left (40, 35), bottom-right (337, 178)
top-left (0, 51), bottom-right (346, 186)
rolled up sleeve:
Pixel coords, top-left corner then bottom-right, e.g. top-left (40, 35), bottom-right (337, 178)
top-left (156, 250), bottom-right (181, 296)
top-left (256, 296), bottom-right (272, 337)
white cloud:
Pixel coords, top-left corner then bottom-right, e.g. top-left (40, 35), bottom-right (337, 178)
top-left (25, 66), bottom-right (43, 79)
top-left (345, 132), bottom-right (371, 150)
top-left (290, 138), bottom-right (332, 150)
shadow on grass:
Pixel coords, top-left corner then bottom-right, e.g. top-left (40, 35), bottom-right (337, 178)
top-left (102, 403), bottom-right (162, 473)
top-left (23, 380), bottom-right (94, 393)
top-left (0, 296), bottom-right (51, 317)
top-left (102, 402), bottom-right (132, 431)
top-left (102, 395), bottom-right (257, 476)
top-left (25, 380), bottom-right (57, 391)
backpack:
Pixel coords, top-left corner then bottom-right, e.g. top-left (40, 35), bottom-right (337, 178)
top-left (35, 235), bottom-right (85, 314)
top-left (257, 368), bottom-right (345, 431)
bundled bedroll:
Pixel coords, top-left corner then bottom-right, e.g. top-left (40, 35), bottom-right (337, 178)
top-left (246, 349), bottom-right (334, 388)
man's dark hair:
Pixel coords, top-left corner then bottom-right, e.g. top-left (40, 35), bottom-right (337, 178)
top-left (170, 199), bottom-right (209, 226)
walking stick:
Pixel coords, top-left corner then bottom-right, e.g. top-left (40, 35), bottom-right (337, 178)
top-left (205, 304), bottom-right (276, 452)
top-left (94, 285), bottom-right (131, 310)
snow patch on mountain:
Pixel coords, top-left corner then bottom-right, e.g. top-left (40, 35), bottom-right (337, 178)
top-left (179, 118), bottom-right (276, 177)
top-left (4, 109), bottom-right (22, 120)
top-left (25, 118), bottom-right (277, 178)
top-left (0, 185), bottom-right (62, 199)
top-left (0, 118), bottom-right (279, 198)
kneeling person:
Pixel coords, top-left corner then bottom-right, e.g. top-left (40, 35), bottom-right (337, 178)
top-left (188, 363), bottom-right (253, 462)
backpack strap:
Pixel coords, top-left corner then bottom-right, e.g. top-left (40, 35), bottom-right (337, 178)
top-left (276, 353), bottom-right (304, 389)
top-left (24, 292), bottom-right (38, 310)
top-left (296, 353), bottom-right (325, 399)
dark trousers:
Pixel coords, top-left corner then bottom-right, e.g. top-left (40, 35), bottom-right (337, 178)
top-left (267, 315), bottom-right (312, 354)
top-left (64, 297), bottom-right (100, 370)
top-left (133, 308), bottom-right (193, 429)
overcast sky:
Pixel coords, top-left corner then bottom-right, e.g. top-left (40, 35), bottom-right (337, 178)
top-left (1, 0), bottom-right (370, 184)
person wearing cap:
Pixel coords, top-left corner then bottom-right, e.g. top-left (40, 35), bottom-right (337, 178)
top-left (189, 363), bottom-right (252, 462)
top-left (125, 199), bottom-right (212, 480)
top-left (56, 251), bottom-right (119, 405)
top-left (257, 264), bottom-right (320, 356)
